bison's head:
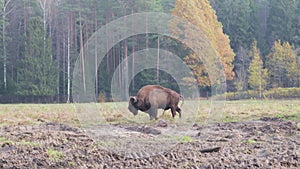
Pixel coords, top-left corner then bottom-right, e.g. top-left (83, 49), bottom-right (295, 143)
top-left (128, 96), bottom-right (138, 115)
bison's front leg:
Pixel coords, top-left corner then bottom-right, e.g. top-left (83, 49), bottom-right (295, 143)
top-left (147, 106), bottom-right (158, 120)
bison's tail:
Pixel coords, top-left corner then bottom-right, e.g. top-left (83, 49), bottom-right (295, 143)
top-left (179, 95), bottom-right (184, 107)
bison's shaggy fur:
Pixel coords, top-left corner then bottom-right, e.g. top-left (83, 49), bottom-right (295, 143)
top-left (128, 85), bottom-right (184, 120)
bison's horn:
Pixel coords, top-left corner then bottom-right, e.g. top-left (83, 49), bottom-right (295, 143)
top-left (130, 96), bottom-right (137, 103)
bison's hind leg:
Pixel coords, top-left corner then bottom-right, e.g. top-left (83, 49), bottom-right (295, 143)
top-left (176, 107), bottom-right (182, 118)
top-left (162, 107), bottom-right (170, 116)
top-left (171, 107), bottom-right (177, 118)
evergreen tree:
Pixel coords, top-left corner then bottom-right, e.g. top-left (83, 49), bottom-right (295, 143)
top-left (213, 0), bottom-right (254, 51)
top-left (296, 1), bottom-right (300, 46)
top-left (248, 40), bottom-right (268, 97)
top-left (17, 17), bottom-right (57, 96)
top-left (266, 40), bottom-right (298, 88)
top-left (254, 0), bottom-right (270, 56)
top-left (267, 0), bottom-right (298, 47)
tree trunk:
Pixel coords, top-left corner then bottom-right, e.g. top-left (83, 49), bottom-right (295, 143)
top-left (131, 8), bottom-right (135, 90)
top-left (94, 9), bottom-right (98, 97)
top-left (37, 0), bottom-right (47, 59)
top-left (2, 8), bottom-right (6, 90)
top-left (56, 13), bottom-right (60, 102)
top-left (259, 66), bottom-right (262, 99)
top-left (156, 35), bottom-right (160, 82)
top-left (42, 1), bottom-right (46, 58)
top-left (67, 16), bottom-right (71, 103)
top-left (146, 13), bottom-right (148, 49)
top-left (79, 12), bottom-right (86, 93)
top-left (118, 43), bottom-right (121, 94)
top-left (105, 11), bottom-right (110, 73)
top-left (23, 1), bottom-right (27, 36)
top-left (124, 7), bottom-right (129, 97)
top-left (2, 0), bottom-right (12, 90)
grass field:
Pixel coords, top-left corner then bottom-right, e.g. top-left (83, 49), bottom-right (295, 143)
top-left (0, 99), bottom-right (300, 168)
top-left (0, 99), bottom-right (299, 127)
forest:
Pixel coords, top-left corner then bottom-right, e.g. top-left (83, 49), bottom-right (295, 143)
top-left (0, 0), bottom-right (299, 103)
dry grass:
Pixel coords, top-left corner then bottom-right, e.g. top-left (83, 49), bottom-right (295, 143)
top-left (220, 99), bottom-right (300, 122)
top-left (0, 99), bottom-right (299, 127)
top-left (0, 104), bottom-right (78, 127)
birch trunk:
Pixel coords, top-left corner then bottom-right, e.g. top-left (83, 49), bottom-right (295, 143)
top-left (67, 17), bottom-right (71, 103)
top-left (2, 0), bottom-right (12, 90)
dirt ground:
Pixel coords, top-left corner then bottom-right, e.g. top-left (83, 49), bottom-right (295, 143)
top-left (0, 117), bottom-right (299, 168)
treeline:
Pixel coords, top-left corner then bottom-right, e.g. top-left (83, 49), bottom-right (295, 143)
top-left (0, 0), bottom-right (299, 103)
top-left (211, 0), bottom-right (300, 92)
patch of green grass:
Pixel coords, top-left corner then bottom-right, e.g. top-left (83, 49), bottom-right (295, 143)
top-left (297, 123), bottom-right (300, 128)
top-left (276, 113), bottom-right (285, 118)
top-left (179, 135), bottom-right (194, 143)
top-left (221, 116), bottom-right (239, 123)
top-left (68, 161), bottom-right (75, 166)
top-left (47, 149), bottom-right (64, 162)
top-left (246, 139), bottom-right (257, 144)
top-left (20, 139), bottom-right (41, 147)
top-left (283, 113), bottom-right (300, 122)
top-left (0, 136), bottom-right (13, 144)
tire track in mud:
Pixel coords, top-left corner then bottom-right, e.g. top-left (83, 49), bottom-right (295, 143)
top-left (0, 118), bottom-right (299, 168)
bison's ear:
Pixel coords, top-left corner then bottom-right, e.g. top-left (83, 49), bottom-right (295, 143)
top-left (130, 96), bottom-right (138, 103)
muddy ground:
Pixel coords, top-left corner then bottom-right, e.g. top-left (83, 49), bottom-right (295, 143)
top-left (0, 117), bottom-right (299, 168)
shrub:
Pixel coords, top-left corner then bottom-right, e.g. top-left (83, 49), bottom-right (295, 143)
top-left (223, 88), bottom-right (300, 100)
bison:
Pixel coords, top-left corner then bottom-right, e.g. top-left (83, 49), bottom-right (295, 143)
top-left (128, 85), bottom-right (184, 120)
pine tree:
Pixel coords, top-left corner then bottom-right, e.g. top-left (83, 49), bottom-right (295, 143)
top-left (213, 0), bottom-right (254, 51)
top-left (17, 17), bottom-right (57, 96)
top-left (248, 40), bottom-right (268, 98)
top-left (267, 0), bottom-right (298, 47)
top-left (172, 0), bottom-right (235, 88)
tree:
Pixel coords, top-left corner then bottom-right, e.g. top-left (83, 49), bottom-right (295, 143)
top-left (267, 0), bottom-right (298, 47)
top-left (0, 0), bottom-right (13, 92)
top-left (17, 17), bottom-right (57, 96)
top-left (172, 0), bottom-right (235, 88)
top-left (266, 40), bottom-right (298, 88)
top-left (146, 0), bottom-right (163, 82)
top-left (212, 0), bottom-right (255, 51)
top-left (248, 40), bottom-right (268, 98)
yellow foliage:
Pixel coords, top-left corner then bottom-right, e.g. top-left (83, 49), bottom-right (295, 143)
top-left (172, 0), bottom-right (235, 87)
